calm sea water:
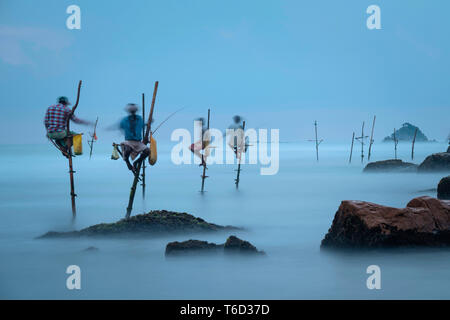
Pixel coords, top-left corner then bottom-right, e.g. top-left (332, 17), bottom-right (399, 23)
top-left (0, 140), bottom-right (449, 299)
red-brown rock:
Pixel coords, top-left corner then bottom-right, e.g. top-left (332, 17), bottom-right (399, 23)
top-left (437, 176), bottom-right (450, 200)
top-left (321, 196), bottom-right (450, 248)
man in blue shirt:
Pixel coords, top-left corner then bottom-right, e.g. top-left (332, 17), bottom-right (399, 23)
top-left (119, 103), bottom-right (150, 174)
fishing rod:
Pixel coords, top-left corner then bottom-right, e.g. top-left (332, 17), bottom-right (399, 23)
top-left (152, 107), bottom-right (185, 135)
top-left (126, 81), bottom-right (158, 219)
top-left (66, 80), bottom-right (82, 220)
top-left (88, 117), bottom-right (98, 159)
top-left (200, 109), bottom-right (210, 193)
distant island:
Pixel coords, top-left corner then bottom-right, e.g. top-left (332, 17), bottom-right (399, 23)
top-left (383, 122), bottom-right (430, 142)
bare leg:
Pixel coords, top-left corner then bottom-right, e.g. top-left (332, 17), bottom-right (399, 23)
top-left (228, 140), bottom-right (237, 155)
top-left (54, 139), bottom-right (69, 158)
top-left (133, 148), bottom-right (150, 172)
top-left (121, 145), bottom-right (135, 172)
top-left (190, 141), bottom-right (206, 166)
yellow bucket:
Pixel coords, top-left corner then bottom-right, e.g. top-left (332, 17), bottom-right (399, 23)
top-left (73, 134), bottom-right (83, 155)
top-left (149, 135), bottom-right (157, 165)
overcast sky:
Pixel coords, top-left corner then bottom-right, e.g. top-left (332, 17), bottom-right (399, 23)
top-left (0, 0), bottom-right (449, 144)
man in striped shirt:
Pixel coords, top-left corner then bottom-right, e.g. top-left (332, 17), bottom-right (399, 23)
top-left (44, 96), bottom-right (91, 154)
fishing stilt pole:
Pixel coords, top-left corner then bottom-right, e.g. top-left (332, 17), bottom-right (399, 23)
top-left (361, 122), bottom-right (365, 163)
top-left (308, 120), bottom-right (323, 162)
top-left (314, 121), bottom-right (319, 161)
top-left (126, 81), bottom-right (158, 219)
top-left (235, 121), bottom-right (246, 189)
top-left (88, 117), bottom-right (98, 159)
top-left (349, 132), bottom-right (355, 164)
top-left (393, 128), bottom-right (398, 160)
top-left (66, 80), bottom-right (82, 220)
top-left (411, 127), bottom-right (418, 160)
top-left (367, 115), bottom-right (376, 162)
top-left (141, 93), bottom-right (146, 199)
top-left (355, 122), bottom-right (368, 164)
top-left (200, 109), bottom-right (210, 193)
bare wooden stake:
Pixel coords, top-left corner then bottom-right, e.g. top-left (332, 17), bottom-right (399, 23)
top-left (367, 115), bottom-right (376, 161)
top-left (355, 122), bottom-right (369, 163)
top-left (393, 128), bottom-right (398, 159)
top-left (200, 109), bottom-right (211, 193)
top-left (126, 81), bottom-right (158, 219)
top-left (308, 120), bottom-right (323, 162)
top-left (66, 80), bottom-right (82, 220)
top-left (235, 121), bottom-right (246, 189)
top-left (349, 132), bottom-right (355, 164)
top-left (411, 127), bottom-right (418, 160)
top-left (88, 117), bottom-right (98, 159)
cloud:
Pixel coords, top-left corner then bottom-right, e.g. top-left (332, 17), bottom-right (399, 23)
top-left (0, 25), bottom-right (72, 66)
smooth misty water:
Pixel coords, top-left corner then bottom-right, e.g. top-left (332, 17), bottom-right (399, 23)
top-left (0, 141), bottom-right (449, 299)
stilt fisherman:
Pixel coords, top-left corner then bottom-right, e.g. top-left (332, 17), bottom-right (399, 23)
top-left (119, 103), bottom-right (151, 174)
top-left (44, 96), bottom-right (92, 157)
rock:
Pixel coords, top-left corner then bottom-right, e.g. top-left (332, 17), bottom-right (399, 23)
top-left (447, 145), bottom-right (450, 153)
top-left (224, 235), bottom-right (264, 254)
top-left (437, 176), bottom-right (450, 200)
top-left (418, 153), bottom-right (450, 172)
top-left (38, 210), bottom-right (237, 239)
top-left (363, 159), bottom-right (418, 172)
top-left (165, 236), bottom-right (265, 256)
top-left (165, 240), bottom-right (222, 255)
top-left (82, 246), bottom-right (99, 252)
top-left (321, 196), bottom-right (450, 248)
top-left (383, 123), bottom-right (429, 142)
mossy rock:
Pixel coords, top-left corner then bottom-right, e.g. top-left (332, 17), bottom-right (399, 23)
top-left (363, 159), bottom-right (418, 172)
top-left (165, 235), bottom-right (265, 256)
top-left (38, 210), bottom-right (238, 239)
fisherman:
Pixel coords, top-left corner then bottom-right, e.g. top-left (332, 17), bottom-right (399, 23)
top-left (44, 96), bottom-right (92, 157)
top-left (119, 103), bottom-right (150, 174)
top-left (189, 117), bottom-right (210, 166)
top-left (227, 115), bottom-right (247, 160)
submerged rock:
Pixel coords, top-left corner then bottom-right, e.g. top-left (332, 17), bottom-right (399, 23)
top-left (437, 176), bottom-right (450, 200)
top-left (321, 196), bottom-right (450, 248)
top-left (363, 159), bottom-right (418, 172)
top-left (165, 240), bottom-right (222, 255)
top-left (82, 246), bottom-right (99, 252)
top-left (165, 236), bottom-right (265, 256)
top-left (38, 210), bottom-right (237, 239)
top-left (418, 153), bottom-right (450, 172)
